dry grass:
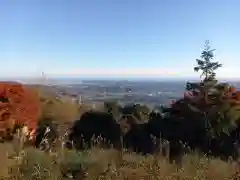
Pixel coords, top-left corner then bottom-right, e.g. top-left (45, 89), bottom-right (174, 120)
top-left (2, 87), bottom-right (238, 179)
top-left (0, 135), bottom-right (239, 180)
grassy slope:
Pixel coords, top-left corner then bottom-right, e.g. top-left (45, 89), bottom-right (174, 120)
top-left (0, 142), bottom-right (239, 180)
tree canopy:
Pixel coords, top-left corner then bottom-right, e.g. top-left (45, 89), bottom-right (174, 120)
top-left (180, 41), bottom-right (240, 137)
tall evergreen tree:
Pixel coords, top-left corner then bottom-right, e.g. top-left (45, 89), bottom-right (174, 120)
top-left (186, 40), bottom-right (222, 104)
top-left (193, 40), bottom-right (222, 81)
top-left (186, 41), bottom-right (240, 137)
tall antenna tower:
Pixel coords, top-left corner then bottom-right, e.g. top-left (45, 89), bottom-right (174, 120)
top-left (76, 95), bottom-right (82, 104)
top-left (40, 72), bottom-right (49, 85)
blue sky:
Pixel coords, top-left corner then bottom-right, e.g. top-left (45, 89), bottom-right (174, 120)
top-left (0, 0), bottom-right (239, 79)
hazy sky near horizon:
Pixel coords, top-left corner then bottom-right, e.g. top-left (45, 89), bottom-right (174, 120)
top-left (0, 0), bottom-right (239, 79)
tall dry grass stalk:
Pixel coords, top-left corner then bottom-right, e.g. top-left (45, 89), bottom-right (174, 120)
top-left (0, 130), bottom-right (237, 180)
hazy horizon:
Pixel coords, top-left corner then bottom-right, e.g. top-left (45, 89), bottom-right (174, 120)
top-left (0, 75), bottom-right (239, 83)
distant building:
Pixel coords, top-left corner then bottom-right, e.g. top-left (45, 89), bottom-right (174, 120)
top-left (77, 95), bottom-right (82, 104)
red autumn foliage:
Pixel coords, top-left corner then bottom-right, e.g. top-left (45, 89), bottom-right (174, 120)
top-left (0, 81), bottom-right (41, 136)
top-left (223, 86), bottom-right (240, 103)
top-left (231, 91), bottom-right (240, 101)
top-left (229, 86), bottom-right (237, 93)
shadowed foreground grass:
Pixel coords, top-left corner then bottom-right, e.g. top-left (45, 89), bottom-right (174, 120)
top-left (0, 142), bottom-right (239, 180)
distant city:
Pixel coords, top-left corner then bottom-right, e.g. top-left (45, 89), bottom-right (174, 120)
top-left (9, 75), bottom-right (239, 108)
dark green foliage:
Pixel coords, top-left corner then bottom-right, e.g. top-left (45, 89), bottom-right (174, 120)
top-left (121, 103), bottom-right (151, 122)
top-left (194, 40), bottom-right (222, 81)
top-left (187, 41), bottom-right (222, 105)
top-left (103, 100), bottom-right (122, 120)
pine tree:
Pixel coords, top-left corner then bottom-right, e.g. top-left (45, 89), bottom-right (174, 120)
top-left (186, 41), bottom-right (240, 137)
top-left (194, 40), bottom-right (222, 81)
top-left (186, 40), bottom-right (222, 104)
